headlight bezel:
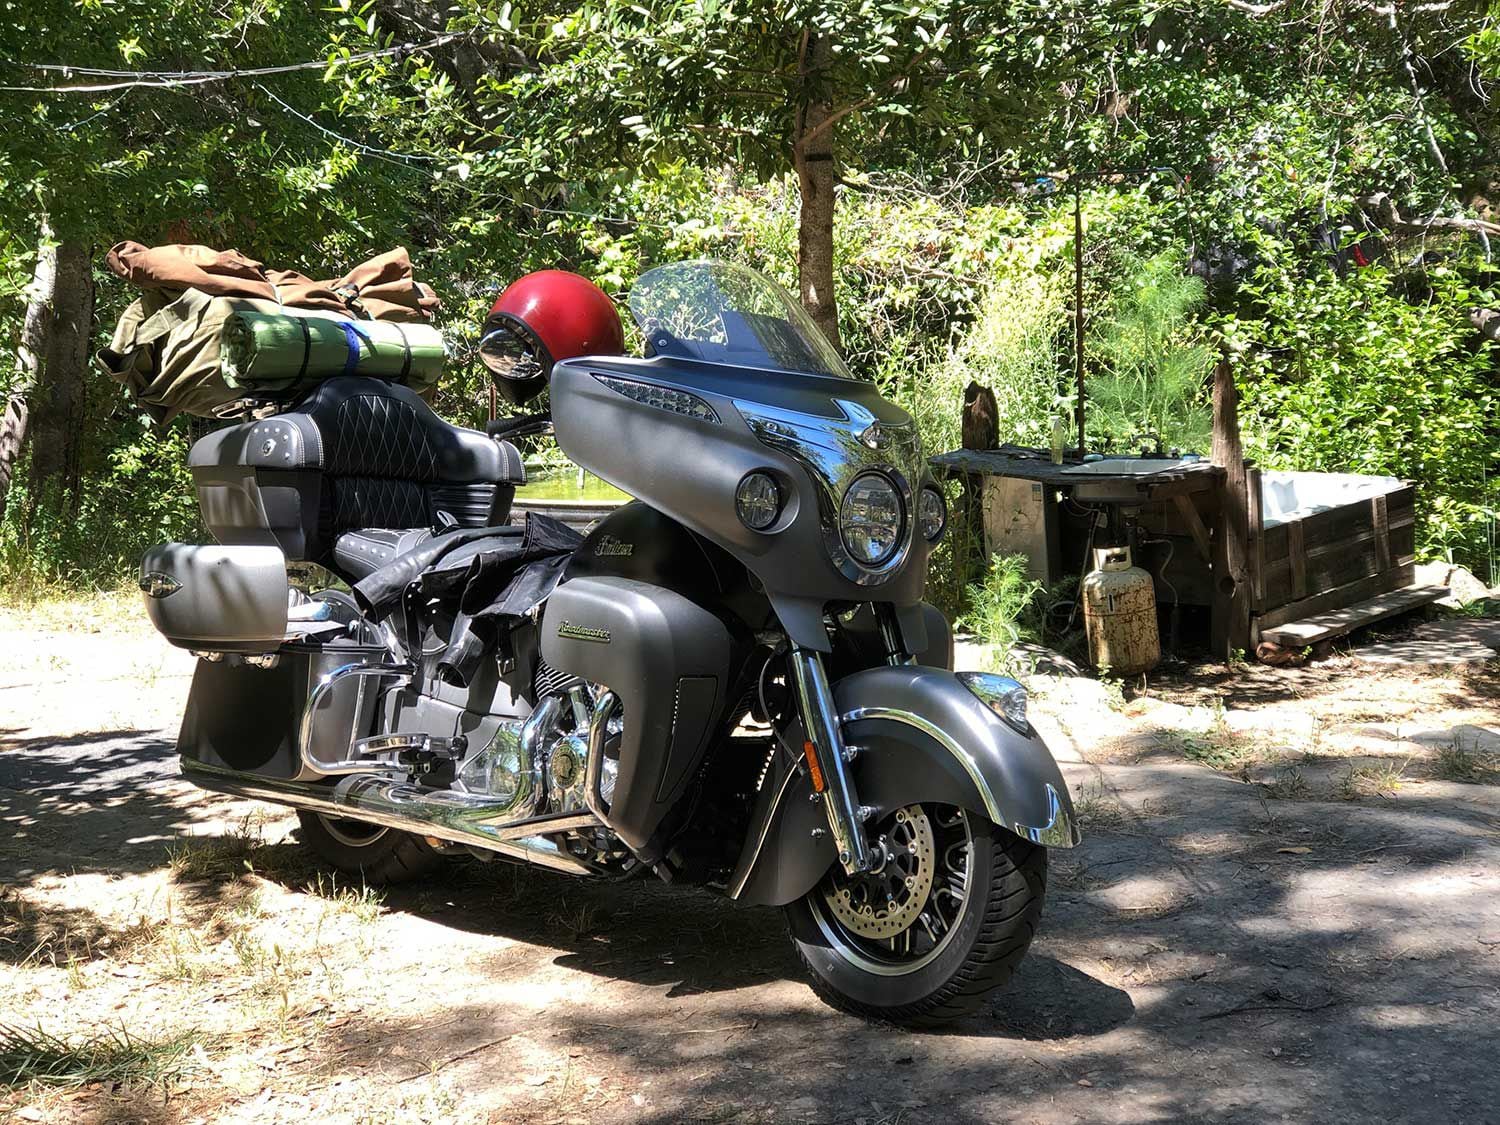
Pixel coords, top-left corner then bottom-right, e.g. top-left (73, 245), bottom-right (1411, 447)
top-left (839, 471), bottom-right (906, 568)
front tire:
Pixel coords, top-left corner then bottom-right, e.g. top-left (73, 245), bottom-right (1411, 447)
top-left (783, 804), bottom-right (1046, 1027)
top-left (295, 811), bottom-right (446, 885)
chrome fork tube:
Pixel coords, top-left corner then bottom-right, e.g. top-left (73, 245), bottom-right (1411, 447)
top-left (789, 649), bottom-right (872, 874)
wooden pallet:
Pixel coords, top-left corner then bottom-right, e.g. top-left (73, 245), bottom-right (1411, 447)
top-left (1257, 583), bottom-right (1449, 647)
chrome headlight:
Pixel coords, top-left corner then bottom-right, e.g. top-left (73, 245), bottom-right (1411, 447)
top-left (839, 472), bottom-right (904, 566)
top-left (957, 671), bottom-right (1029, 733)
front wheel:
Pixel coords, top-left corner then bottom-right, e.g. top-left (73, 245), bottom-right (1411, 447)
top-left (783, 803), bottom-right (1046, 1027)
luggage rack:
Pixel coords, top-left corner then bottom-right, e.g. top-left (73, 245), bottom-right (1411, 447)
top-left (209, 395), bottom-right (294, 422)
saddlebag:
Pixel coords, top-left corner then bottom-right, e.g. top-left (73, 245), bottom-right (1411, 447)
top-left (178, 635), bottom-right (388, 781)
top-left (140, 542), bottom-right (289, 654)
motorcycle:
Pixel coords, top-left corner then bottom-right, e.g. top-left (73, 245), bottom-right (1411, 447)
top-left (138, 259), bottom-right (1078, 1025)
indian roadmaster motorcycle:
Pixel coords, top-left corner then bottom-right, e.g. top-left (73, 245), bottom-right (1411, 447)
top-left (139, 260), bottom-right (1079, 1025)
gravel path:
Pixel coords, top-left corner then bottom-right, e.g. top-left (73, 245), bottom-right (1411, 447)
top-left (1, 603), bottom-right (1497, 1123)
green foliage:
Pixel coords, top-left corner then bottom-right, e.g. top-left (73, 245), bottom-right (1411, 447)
top-left (919, 267), bottom-right (1070, 457)
top-left (1087, 251), bottom-right (1214, 455)
top-left (957, 553), bottom-right (1042, 653)
top-left (0, 0), bottom-right (1497, 598)
top-left (0, 1022), bottom-right (199, 1088)
top-left (459, 0), bottom-right (1123, 186)
top-left (1, 417), bottom-right (201, 593)
top-left (1230, 266), bottom-right (1498, 569)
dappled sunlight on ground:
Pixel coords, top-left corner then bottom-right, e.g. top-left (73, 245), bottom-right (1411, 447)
top-left (0, 612), bottom-right (1494, 1121)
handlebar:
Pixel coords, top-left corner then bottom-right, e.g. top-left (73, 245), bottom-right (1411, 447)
top-left (486, 411), bottom-right (552, 441)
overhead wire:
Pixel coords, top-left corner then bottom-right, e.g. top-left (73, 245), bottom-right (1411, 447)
top-left (252, 82), bottom-right (438, 166)
top-left (0, 33), bottom-right (464, 93)
top-left (1, 32), bottom-right (762, 232)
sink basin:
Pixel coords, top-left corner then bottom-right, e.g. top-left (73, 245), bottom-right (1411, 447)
top-left (1061, 458), bottom-right (1196, 476)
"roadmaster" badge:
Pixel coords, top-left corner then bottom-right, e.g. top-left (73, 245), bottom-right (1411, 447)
top-left (557, 621), bottom-right (611, 643)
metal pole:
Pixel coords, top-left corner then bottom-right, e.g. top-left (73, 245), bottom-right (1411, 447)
top-left (1074, 179), bottom-right (1086, 456)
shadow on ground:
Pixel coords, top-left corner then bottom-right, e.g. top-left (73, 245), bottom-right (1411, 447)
top-left (3, 715), bottom-right (1498, 1121)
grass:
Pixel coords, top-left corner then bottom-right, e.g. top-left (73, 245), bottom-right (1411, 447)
top-left (0, 584), bottom-right (142, 628)
top-left (1156, 725), bottom-right (1260, 772)
top-left (167, 814), bottom-right (314, 884)
top-left (1339, 759), bottom-right (1410, 800)
top-left (0, 1024), bottom-right (199, 1090)
top-left (1261, 766), bottom-right (1311, 800)
top-left (1432, 741), bottom-right (1498, 783)
top-left (1071, 779), bottom-right (1127, 828)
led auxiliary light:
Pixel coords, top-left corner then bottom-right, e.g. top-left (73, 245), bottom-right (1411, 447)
top-left (735, 472), bottom-right (781, 530)
top-left (918, 486), bottom-right (947, 542)
top-left (957, 671), bottom-right (1030, 734)
top-left (594, 374), bottom-right (719, 424)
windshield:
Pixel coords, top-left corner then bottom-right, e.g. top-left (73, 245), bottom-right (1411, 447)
top-left (628, 260), bottom-right (853, 379)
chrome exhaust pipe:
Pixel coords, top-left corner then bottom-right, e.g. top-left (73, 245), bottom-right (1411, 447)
top-left (182, 759), bottom-right (599, 876)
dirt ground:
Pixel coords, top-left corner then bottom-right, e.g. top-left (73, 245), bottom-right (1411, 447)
top-left (1, 595), bottom-right (1497, 1124)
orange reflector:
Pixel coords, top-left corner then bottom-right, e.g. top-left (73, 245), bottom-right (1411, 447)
top-left (803, 740), bottom-right (826, 792)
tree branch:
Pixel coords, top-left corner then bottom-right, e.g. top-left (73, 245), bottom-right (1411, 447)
top-left (799, 49), bottom-right (929, 148)
top-left (1362, 192), bottom-right (1500, 239)
top-left (1225, 0), bottom-right (1287, 14)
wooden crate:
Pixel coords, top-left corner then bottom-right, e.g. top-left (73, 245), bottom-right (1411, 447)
top-left (1253, 482), bottom-right (1417, 634)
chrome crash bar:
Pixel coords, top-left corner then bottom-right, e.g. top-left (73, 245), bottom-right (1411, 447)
top-left (299, 661), bottom-right (415, 775)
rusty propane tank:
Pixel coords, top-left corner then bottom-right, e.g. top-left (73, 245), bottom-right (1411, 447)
top-left (1082, 546), bottom-right (1160, 676)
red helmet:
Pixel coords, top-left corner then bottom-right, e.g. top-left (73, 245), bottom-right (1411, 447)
top-left (479, 270), bottom-right (625, 405)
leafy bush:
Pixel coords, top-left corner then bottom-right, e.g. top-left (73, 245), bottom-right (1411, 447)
top-left (1, 415), bottom-right (201, 595)
top-left (914, 268), bottom-right (1070, 458)
top-left (1230, 265), bottom-right (1498, 573)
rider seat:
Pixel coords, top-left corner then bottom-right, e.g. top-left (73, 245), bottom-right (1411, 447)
top-left (188, 377), bottom-right (524, 581)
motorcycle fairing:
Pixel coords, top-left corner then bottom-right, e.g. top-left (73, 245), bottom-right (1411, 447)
top-left (540, 573), bottom-right (749, 858)
top-left (732, 664), bottom-right (1080, 907)
top-left (550, 355), bottom-right (937, 652)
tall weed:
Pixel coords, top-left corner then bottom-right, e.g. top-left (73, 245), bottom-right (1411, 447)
top-left (957, 553), bottom-right (1043, 661)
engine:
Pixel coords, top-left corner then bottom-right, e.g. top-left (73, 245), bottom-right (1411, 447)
top-left (447, 679), bottom-right (630, 872)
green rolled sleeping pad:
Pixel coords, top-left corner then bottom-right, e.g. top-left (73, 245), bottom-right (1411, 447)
top-left (221, 311), bottom-right (446, 396)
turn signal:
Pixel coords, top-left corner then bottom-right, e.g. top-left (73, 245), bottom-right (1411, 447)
top-left (802, 739), bottom-right (826, 792)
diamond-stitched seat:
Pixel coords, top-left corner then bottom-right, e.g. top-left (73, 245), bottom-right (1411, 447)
top-left (188, 377), bottom-right (524, 578)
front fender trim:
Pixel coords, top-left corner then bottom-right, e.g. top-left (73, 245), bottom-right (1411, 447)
top-left (840, 704), bottom-right (1080, 848)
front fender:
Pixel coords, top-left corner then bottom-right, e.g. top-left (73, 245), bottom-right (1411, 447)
top-left (731, 664), bottom-right (1080, 907)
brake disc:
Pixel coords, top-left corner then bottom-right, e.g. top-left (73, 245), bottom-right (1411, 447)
top-left (823, 804), bottom-right (936, 940)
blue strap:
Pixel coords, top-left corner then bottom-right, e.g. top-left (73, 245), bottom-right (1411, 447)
top-left (340, 321), bottom-right (361, 377)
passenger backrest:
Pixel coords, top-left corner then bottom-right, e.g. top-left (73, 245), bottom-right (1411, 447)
top-left (188, 377), bottom-right (525, 563)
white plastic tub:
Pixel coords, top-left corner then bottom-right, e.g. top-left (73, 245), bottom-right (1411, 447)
top-left (1259, 471), bottom-right (1406, 529)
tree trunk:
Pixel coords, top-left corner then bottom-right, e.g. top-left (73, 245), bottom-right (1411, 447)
top-left (793, 33), bottom-right (840, 351)
top-left (0, 230), bottom-right (93, 526)
top-left (1210, 353), bottom-right (1252, 662)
